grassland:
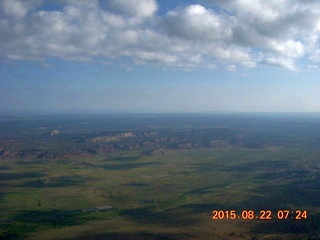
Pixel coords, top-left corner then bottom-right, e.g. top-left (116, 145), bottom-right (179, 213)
top-left (0, 147), bottom-right (319, 239)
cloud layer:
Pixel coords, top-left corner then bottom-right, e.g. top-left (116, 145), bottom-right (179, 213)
top-left (1, 0), bottom-right (320, 70)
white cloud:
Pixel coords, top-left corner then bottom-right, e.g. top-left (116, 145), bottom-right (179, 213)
top-left (267, 39), bottom-right (305, 58)
top-left (0, 0), bottom-right (42, 19)
top-left (0, 0), bottom-right (320, 70)
top-left (203, 44), bottom-right (256, 67)
top-left (211, 0), bottom-right (320, 60)
top-left (262, 57), bottom-right (297, 71)
top-left (106, 0), bottom-right (157, 18)
top-left (226, 64), bottom-right (237, 71)
top-left (162, 4), bottom-right (232, 41)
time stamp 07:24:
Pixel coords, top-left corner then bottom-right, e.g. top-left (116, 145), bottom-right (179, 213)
top-left (212, 210), bottom-right (308, 220)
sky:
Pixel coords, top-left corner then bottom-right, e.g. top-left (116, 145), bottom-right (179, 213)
top-left (0, 0), bottom-right (320, 114)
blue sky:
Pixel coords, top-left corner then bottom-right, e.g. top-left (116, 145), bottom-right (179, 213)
top-left (1, 0), bottom-right (320, 114)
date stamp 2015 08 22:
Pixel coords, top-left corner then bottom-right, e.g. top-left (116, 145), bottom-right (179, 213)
top-left (212, 210), bottom-right (308, 220)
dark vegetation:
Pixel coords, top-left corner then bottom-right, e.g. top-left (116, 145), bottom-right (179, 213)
top-left (0, 113), bottom-right (320, 239)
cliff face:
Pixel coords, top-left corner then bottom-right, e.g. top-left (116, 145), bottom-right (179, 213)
top-left (50, 129), bottom-right (60, 136)
top-left (0, 128), bottom-right (236, 160)
top-left (91, 132), bottom-right (135, 143)
top-left (0, 149), bottom-right (26, 158)
top-left (0, 149), bottom-right (11, 157)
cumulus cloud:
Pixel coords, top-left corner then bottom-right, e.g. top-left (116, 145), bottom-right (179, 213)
top-left (0, 0), bottom-right (320, 70)
top-left (1, 0), bottom-right (109, 61)
top-left (162, 4), bottom-right (231, 41)
top-left (0, 0), bottom-right (42, 18)
top-left (208, 0), bottom-right (320, 68)
top-left (106, 0), bottom-right (157, 18)
top-left (262, 57), bottom-right (297, 71)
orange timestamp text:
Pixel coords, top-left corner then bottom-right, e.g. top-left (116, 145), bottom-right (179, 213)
top-left (212, 210), bottom-right (307, 220)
